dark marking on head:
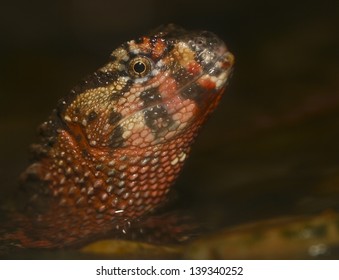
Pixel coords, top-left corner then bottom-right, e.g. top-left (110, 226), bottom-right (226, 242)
top-left (72, 71), bottom-right (119, 95)
top-left (172, 67), bottom-right (194, 85)
top-left (110, 91), bottom-right (124, 101)
top-left (140, 88), bottom-right (162, 106)
top-left (166, 42), bottom-right (175, 52)
top-left (87, 111), bottom-right (98, 122)
top-left (110, 79), bottom-right (133, 101)
top-left (109, 125), bottom-right (124, 148)
top-left (74, 107), bottom-right (81, 115)
top-left (110, 54), bottom-right (117, 61)
top-left (75, 134), bottom-right (82, 142)
top-left (208, 67), bottom-right (223, 77)
top-left (180, 82), bottom-right (206, 104)
top-left (90, 71), bottom-right (118, 86)
top-left (125, 52), bottom-right (137, 61)
top-left (144, 105), bottom-right (173, 132)
top-left (82, 149), bottom-right (89, 158)
top-left (108, 111), bottom-right (122, 125)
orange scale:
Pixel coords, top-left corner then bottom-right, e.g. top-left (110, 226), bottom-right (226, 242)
top-left (138, 173), bottom-right (149, 181)
top-left (152, 39), bottom-right (167, 59)
top-left (166, 169), bottom-right (175, 177)
top-left (163, 130), bottom-right (177, 140)
top-left (156, 171), bottom-right (165, 179)
top-left (172, 112), bottom-right (183, 121)
top-left (139, 165), bottom-right (150, 174)
top-left (166, 174), bottom-right (176, 183)
top-left (168, 149), bottom-right (178, 157)
top-left (131, 186), bottom-right (139, 193)
top-left (120, 106), bottom-right (133, 116)
top-left (140, 129), bottom-right (150, 138)
top-left (128, 131), bottom-right (141, 141)
top-left (186, 61), bottom-right (202, 75)
top-left (148, 172), bottom-right (156, 179)
top-left (127, 94), bottom-right (137, 103)
top-left (144, 197), bottom-right (153, 205)
top-left (160, 155), bottom-right (169, 163)
top-left (127, 156), bottom-right (139, 165)
top-left (161, 161), bottom-right (170, 169)
top-left (150, 166), bottom-right (158, 172)
top-left (198, 76), bottom-right (216, 90)
top-left (168, 142), bottom-right (177, 150)
top-left (150, 158), bottom-right (159, 165)
top-left (127, 173), bottom-right (139, 181)
top-left (138, 179), bottom-right (147, 186)
top-left (144, 132), bottom-right (155, 143)
top-left (150, 190), bottom-right (159, 197)
top-left (157, 167), bottom-right (164, 173)
top-left (131, 137), bottom-right (144, 146)
top-left (129, 165), bottom-right (139, 173)
top-left (149, 183), bottom-right (158, 190)
top-left (159, 183), bottom-right (168, 190)
top-left (160, 150), bottom-right (168, 156)
top-left (158, 177), bottom-right (167, 184)
top-left (126, 181), bottom-right (137, 189)
top-left (166, 94), bottom-right (185, 110)
top-left (158, 76), bottom-right (178, 99)
top-left (139, 184), bottom-right (149, 191)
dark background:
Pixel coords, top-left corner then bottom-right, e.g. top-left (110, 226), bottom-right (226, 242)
top-left (1, 0), bottom-right (339, 230)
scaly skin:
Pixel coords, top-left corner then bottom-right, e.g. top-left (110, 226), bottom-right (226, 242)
top-left (0, 25), bottom-right (234, 249)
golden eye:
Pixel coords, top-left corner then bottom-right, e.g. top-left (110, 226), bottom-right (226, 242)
top-left (129, 57), bottom-right (152, 78)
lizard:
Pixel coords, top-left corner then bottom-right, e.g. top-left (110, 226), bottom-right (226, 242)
top-left (0, 24), bottom-right (234, 249)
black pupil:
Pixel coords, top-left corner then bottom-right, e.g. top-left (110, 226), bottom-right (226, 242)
top-left (133, 61), bottom-right (146, 74)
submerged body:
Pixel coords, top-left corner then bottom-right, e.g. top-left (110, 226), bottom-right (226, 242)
top-left (1, 25), bottom-right (234, 248)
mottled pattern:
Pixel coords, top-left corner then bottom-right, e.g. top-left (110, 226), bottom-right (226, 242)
top-left (2, 24), bottom-right (234, 248)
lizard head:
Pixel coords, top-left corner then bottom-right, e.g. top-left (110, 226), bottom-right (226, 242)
top-left (57, 24), bottom-right (234, 150)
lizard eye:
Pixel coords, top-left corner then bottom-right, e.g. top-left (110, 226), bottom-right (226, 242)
top-left (129, 57), bottom-right (152, 78)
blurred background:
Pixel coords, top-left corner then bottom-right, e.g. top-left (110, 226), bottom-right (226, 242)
top-left (1, 0), bottom-right (339, 249)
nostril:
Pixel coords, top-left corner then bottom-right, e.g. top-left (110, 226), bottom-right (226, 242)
top-left (195, 36), bottom-right (207, 46)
